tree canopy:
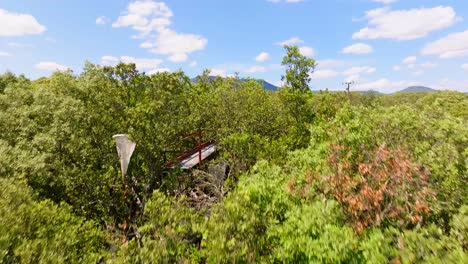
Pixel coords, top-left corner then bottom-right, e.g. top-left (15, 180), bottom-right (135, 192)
top-left (0, 46), bottom-right (466, 263)
top-left (281, 45), bottom-right (316, 92)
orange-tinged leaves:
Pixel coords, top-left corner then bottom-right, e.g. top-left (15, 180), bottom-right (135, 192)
top-left (311, 144), bottom-right (434, 233)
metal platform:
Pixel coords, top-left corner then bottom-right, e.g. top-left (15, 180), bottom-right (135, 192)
top-left (166, 142), bottom-right (217, 169)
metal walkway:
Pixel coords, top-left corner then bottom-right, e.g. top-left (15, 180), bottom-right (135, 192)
top-left (166, 142), bottom-right (217, 169)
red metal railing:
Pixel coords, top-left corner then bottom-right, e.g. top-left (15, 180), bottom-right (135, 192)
top-left (164, 129), bottom-right (215, 168)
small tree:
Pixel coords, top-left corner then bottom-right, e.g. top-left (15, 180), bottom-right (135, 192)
top-left (279, 45), bottom-right (316, 147)
top-left (0, 71), bottom-right (19, 93)
top-left (281, 45), bottom-right (316, 92)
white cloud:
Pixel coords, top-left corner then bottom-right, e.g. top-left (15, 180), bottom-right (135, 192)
top-left (317, 59), bottom-right (345, 68)
top-left (143, 28), bottom-right (207, 62)
top-left (112, 0), bottom-right (173, 33)
top-left (311, 70), bottom-right (339, 79)
top-left (168, 53), bottom-right (188, 63)
top-left (208, 63), bottom-right (282, 77)
top-left (101, 55), bottom-right (119, 65)
top-left (342, 43), bottom-right (374, 54)
top-left (147, 68), bottom-right (170, 75)
top-left (421, 30), bottom-right (468, 59)
top-left (353, 6), bottom-right (458, 40)
top-left (210, 68), bottom-right (228, 77)
top-left (420, 62), bottom-right (437, 69)
top-left (113, 1), bottom-right (206, 63)
top-left (0, 9), bottom-right (46, 36)
top-left (299, 46), bottom-right (315, 56)
top-left (276, 38), bottom-right (314, 56)
top-left (462, 64), bottom-right (468, 71)
top-left (0, 51), bottom-right (10, 57)
top-left (189, 61), bottom-right (197, 67)
top-left (35, 62), bottom-right (69, 72)
top-left (274, 80), bottom-right (285, 87)
top-left (342, 77), bottom-right (466, 93)
top-left (120, 56), bottom-right (163, 70)
top-left (342, 66), bottom-right (376, 82)
top-left (412, 70), bottom-right (424, 76)
top-left (96, 16), bottom-right (109, 25)
top-left (246, 66), bottom-right (267, 73)
top-left (395, 57), bottom-right (436, 73)
top-left (343, 66), bottom-right (376, 76)
top-left (436, 79), bottom-right (468, 92)
top-left (100, 55), bottom-right (163, 70)
top-left (373, 0), bottom-right (397, 4)
top-left (7, 42), bottom-right (32, 48)
top-left (355, 78), bottom-right (421, 93)
top-left (343, 75), bottom-right (360, 83)
top-left (255, 52), bottom-right (270, 62)
top-left (402, 56), bottom-right (417, 64)
top-left (277, 37), bottom-right (304, 46)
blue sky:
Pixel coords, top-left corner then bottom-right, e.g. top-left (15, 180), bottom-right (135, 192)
top-left (1, 0), bottom-right (468, 93)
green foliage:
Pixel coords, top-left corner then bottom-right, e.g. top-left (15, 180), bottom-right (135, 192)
top-left (0, 58), bottom-right (466, 263)
top-left (0, 71), bottom-right (29, 93)
top-left (0, 70), bottom-right (126, 223)
top-left (359, 225), bottom-right (467, 263)
top-left (450, 205), bottom-right (468, 250)
top-left (310, 90), bottom-right (349, 121)
top-left (271, 200), bottom-right (359, 263)
top-left (0, 178), bottom-right (106, 263)
top-left (278, 87), bottom-right (315, 148)
top-left (201, 162), bottom-right (357, 263)
top-left (278, 45), bottom-right (317, 147)
top-left (191, 76), bottom-right (293, 172)
top-left (391, 225), bottom-right (466, 263)
top-left (281, 45), bottom-right (316, 92)
top-left (307, 103), bottom-right (467, 227)
top-left (111, 191), bottom-right (202, 263)
top-left (201, 161), bottom-right (289, 263)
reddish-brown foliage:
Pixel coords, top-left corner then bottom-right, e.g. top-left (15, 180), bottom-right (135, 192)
top-left (324, 144), bottom-right (434, 233)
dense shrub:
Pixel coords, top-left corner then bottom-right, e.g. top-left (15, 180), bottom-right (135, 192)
top-left (0, 178), bottom-right (107, 263)
top-left (323, 144), bottom-right (434, 232)
top-left (110, 191), bottom-right (202, 263)
top-left (0, 67), bottom-right (466, 262)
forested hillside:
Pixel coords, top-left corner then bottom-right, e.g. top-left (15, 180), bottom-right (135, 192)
top-left (0, 47), bottom-right (467, 263)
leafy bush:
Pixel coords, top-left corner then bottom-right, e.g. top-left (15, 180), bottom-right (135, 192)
top-left (323, 144), bottom-right (434, 232)
top-left (270, 200), bottom-right (359, 263)
top-left (306, 104), bottom-right (467, 228)
top-left (0, 178), bottom-right (107, 263)
top-left (201, 162), bottom-right (289, 263)
top-left (111, 191), bottom-right (202, 263)
top-left (0, 63), bottom-right (466, 263)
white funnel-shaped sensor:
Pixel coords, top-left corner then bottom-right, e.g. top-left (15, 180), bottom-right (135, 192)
top-left (113, 134), bottom-right (136, 180)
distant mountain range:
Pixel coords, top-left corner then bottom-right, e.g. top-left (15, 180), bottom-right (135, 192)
top-left (397, 86), bottom-right (437, 93)
top-left (257, 80), bottom-right (278, 91)
top-left (313, 86), bottom-right (438, 94)
top-left (191, 76), bottom-right (278, 91)
top-left (191, 77), bottom-right (440, 94)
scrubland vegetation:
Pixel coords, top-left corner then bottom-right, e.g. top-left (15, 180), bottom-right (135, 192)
top-left (0, 47), bottom-right (466, 263)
